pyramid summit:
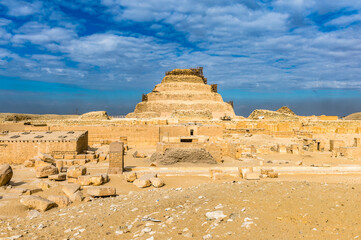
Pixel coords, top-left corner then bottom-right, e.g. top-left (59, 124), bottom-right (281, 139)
top-left (126, 67), bottom-right (235, 119)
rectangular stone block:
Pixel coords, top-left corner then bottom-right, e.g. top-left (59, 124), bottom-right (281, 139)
top-left (108, 142), bottom-right (124, 174)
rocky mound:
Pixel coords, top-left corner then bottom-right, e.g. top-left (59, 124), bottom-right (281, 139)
top-left (344, 112), bottom-right (361, 120)
top-left (248, 109), bottom-right (299, 120)
top-left (150, 148), bottom-right (217, 165)
top-left (79, 111), bottom-right (110, 120)
top-left (0, 113), bottom-right (77, 122)
top-left (276, 106), bottom-right (296, 115)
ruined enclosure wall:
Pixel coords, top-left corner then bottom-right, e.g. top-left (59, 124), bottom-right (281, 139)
top-left (0, 140), bottom-right (78, 164)
top-left (49, 125), bottom-right (160, 147)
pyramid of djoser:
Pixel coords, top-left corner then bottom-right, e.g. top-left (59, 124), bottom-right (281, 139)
top-left (126, 68), bottom-right (235, 119)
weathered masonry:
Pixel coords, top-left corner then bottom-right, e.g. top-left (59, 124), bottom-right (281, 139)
top-left (0, 131), bottom-right (88, 164)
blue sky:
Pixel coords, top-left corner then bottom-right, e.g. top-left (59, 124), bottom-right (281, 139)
top-left (0, 0), bottom-right (360, 117)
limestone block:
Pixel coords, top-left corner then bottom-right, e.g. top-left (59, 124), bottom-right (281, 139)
top-left (38, 153), bottom-right (55, 164)
top-left (36, 165), bottom-right (58, 178)
top-left (47, 195), bottom-right (71, 207)
top-left (35, 159), bottom-right (50, 168)
top-left (77, 175), bottom-right (104, 186)
top-left (48, 173), bottom-right (66, 181)
top-left (23, 188), bottom-right (42, 195)
top-left (62, 184), bottom-right (81, 198)
top-left (67, 166), bottom-right (87, 178)
top-left (124, 172), bottom-right (137, 182)
top-left (86, 186), bottom-right (116, 197)
top-left (75, 154), bottom-right (86, 159)
top-left (133, 179), bottom-right (151, 188)
top-left (20, 196), bottom-right (56, 212)
top-left (64, 154), bottom-right (75, 160)
top-left (150, 177), bottom-right (164, 188)
top-left (69, 191), bottom-right (83, 202)
top-left (267, 172), bottom-right (279, 178)
top-left (23, 160), bottom-right (35, 168)
top-left (37, 181), bottom-right (50, 190)
top-left (86, 154), bottom-right (95, 160)
top-left (63, 160), bottom-right (75, 167)
top-left (245, 172), bottom-right (260, 180)
top-left (0, 164), bottom-right (13, 186)
top-left (55, 160), bottom-right (63, 171)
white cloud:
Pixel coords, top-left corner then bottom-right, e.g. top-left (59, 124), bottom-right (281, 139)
top-left (12, 22), bottom-right (77, 45)
top-left (0, 0), bottom-right (42, 17)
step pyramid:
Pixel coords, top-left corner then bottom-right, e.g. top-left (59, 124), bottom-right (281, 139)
top-left (126, 68), bottom-right (235, 119)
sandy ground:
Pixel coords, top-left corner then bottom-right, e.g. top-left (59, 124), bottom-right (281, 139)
top-left (2, 168), bottom-right (361, 239)
top-left (1, 146), bottom-right (361, 239)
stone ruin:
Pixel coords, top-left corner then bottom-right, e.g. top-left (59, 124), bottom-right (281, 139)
top-left (126, 67), bottom-right (235, 119)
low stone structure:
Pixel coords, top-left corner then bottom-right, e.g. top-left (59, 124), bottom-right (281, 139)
top-left (0, 131), bottom-right (88, 164)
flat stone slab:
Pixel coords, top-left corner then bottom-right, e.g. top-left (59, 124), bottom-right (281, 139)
top-left (86, 186), bottom-right (116, 197)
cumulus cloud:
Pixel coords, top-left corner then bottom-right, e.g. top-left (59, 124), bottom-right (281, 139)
top-left (0, 0), bottom-right (359, 92)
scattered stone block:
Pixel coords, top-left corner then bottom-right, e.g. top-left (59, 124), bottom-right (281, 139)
top-left (36, 164), bottom-right (58, 178)
top-left (24, 188), bottom-right (42, 195)
top-left (206, 211), bottom-right (226, 220)
top-left (267, 172), bottom-right (279, 178)
top-left (77, 175), bottom-right (104, 186)
top-left (245, 172), bottom-right (260, 180)
top-left (150, 177), bottom-right (164, 188)
top-left (47, 195), bottom-right (71, 207)
top-left (124, 172), bottom-right (137, 182)
top-left (37, 181), bottom-right (50, 190)
top-left (62, 184), bottom-right (81, 198)
top-left (86, 186), bottom-right (116, 197)
top-left (68, 177), bottom-right (77, 183)
top-left (48, 173), bottom-right (66, 181)
top-left (38, 153), bottom-right (55, 164)
top-left (67, 166), bottom-right (87, 178)
top-left (133, 179), bottom-right (151, 188)
top-left (20, 196), bottom-right (56, 212)
top-left (34, 159), bottom-right (49, 168)
top-left (23, 160), bottom-right (35, 167)
top-left (0, 164), bottom-right (13, 186)
top-left (63, 160), bottom-right (75, 167)
top-left (55, 160), bottom-right (63, 172)
top-left (69, 191), bottom-right (83, 202)
top-left (260, 169), bottom-right (274, 175)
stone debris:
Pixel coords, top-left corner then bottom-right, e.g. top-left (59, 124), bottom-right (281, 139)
top-left (0, 164), bottom-right (13, 186)
top-left (27, 209), bottom-right (41, 219)
top-left (62, 184), bottom-right (81, 198)
top-left (150, 177), bottom-right (165, 188)
top-left (124, 172), bottom-right (137, 182)
top-left (67, 166), bottom-right (87, 179)
top-left (69, 191), bottom-right (84, 202)
top-left (20, 196), bottom-right (56, 212)
top-left (206, 211), bottom-right (227, 220)
top-left (48, 173), bottom-right (67, 181)
top-left (133, 179), bottom-right (151, 188)
top-left (86, 186), bottom-right (116, 197)
top-left (47, 195), bottom-right (71, 207)
top-left (23, 160), bottom-right (35, 167)
top-left (35, 164), bottom-right (58, 178)
top-left (77, 174), bottom-right (106, 186)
